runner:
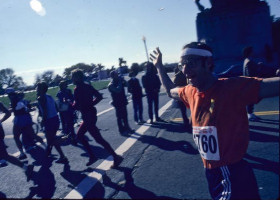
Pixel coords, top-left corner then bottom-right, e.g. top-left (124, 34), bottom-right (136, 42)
top-left (6, 88), bottom-right (45, 160)
top-left (71, 69), bottom-right (122, 167)
top-left (56, 80), bottom-right (76, 142)
top-left (150, 42), bottom-right (280, 199)
top-left (0, 101), bottom-right (34, 182)
top-left (36, 82), bottom-right (68, 164)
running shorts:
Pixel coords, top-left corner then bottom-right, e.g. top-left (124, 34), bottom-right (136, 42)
top-left (205, 159), bottom-right (260, 200)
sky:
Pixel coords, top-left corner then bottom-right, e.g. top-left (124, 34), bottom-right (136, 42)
top-left (0, 0), bottom-right (280, 86)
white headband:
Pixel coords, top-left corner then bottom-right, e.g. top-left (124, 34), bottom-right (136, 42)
top-left (181, 48), bottom-right (212, 57)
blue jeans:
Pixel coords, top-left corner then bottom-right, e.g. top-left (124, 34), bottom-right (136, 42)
top-left (146, 92), bottom-right (159, 120)
top-left (132, 97), bottom-right (143, 122)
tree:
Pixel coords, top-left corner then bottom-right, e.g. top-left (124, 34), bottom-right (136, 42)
top-left (0, 68), bottom-right (25, 89)
top-left (41, 70), bottom-right (55, 85)
top-left (34, 74), bottom-right (41, 86)
top-left (34, 70), bottom-right (55, 86)
top-left (63, 63), bottom-right (94, 80)
top-left (51, 74), bottom-right (63, 86)
top-left (96, 63), bottom-right (105, 73)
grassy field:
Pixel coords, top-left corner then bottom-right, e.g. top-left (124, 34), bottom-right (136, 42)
top-left (0, 80), bottom-right (110, 108)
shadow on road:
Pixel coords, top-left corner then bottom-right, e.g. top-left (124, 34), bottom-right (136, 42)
top-left (245, 154), bottom-right (279, 174)
top-left (102, 166), bottom-right (176, 199)
top-left (131, 123), bottom-right (198, 155)
top-left (25, 158), bottom-right (56, 199)
top-left (0, 191), bottom-right (6, 199)
top-left (60, 163), bottom-right (96, 191)
top-left (27, 146), bottom-right (49, 166)
top-left (257, 119), bottom-right (279, 125)
top-left (249, 125), bottom-right (279, 133)
top-left (249, 131), bottom-right (279, 143)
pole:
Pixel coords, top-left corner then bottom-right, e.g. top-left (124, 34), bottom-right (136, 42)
top-left (142, 36), bottom-right (149, 63)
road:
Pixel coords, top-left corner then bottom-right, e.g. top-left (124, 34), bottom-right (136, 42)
top-left (0, 77), bottom-right (279, 199)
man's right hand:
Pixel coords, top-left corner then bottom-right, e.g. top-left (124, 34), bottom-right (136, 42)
top-left (150, 47), bottom-right (163, 69)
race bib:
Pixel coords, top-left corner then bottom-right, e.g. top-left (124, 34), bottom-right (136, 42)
top-left (193, 126), bottom-right (220, 161)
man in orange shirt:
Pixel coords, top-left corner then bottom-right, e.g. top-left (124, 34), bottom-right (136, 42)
top-left (150, 42), bottom-right (279, 199)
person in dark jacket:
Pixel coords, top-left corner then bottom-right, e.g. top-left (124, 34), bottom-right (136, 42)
top-left (141, 62), bottom-right (163, 124)
top-left (108, 70), bottom-right (133, 134)
top-left (72, 69), bottom-right (122, 167)
top-left (127, 71), bottom-right (144, 124)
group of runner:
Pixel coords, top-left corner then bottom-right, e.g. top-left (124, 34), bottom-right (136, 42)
top-left (0, 69), bottom-right (123, 182)
top-left (0, 41), bottom-right (279, 199)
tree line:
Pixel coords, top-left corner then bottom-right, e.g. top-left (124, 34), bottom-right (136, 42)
top-left (0, 60), bottom-right (177, 95)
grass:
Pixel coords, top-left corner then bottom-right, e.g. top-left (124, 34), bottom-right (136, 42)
top-left (0, 80), bottom-right (110, 108)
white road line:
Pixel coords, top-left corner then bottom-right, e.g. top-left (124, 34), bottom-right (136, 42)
top-left (64, 99), bottom-right (173, 199)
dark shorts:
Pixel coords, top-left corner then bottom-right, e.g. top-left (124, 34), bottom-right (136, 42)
top-left (205, 159), bottom-right (260, 200)
top-left (45, 115), bottom-right (60, 132)
top-left (0, 126), bottom-right (8, 159)
top-left (44, 116), bottom-right (60, 145)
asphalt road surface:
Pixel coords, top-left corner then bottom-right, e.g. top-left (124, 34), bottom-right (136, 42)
top-left (0, 80), bottom-right (279, 199)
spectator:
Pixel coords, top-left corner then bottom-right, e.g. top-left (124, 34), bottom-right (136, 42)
top-left (127, 71), bottom-right (145, 125)
top-left (142, 62), bottom-right (163, 124)
top-left (108, 70), bottom-right (133, 134)
top-left (173, 66), bottom-right (192, 131)
top-left (243, 46), bottom-right (261, 121)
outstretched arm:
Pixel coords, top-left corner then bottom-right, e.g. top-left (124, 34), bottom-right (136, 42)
top-left (150, 47), bottom-right (181, 101)
top-left (259, 77), bottom-right (280, 98)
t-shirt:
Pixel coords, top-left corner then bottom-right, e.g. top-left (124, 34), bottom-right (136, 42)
top-left (38, 94), bottom-right (58, 120)
top-left (73, 82), bottom-right (102, 114)
top-left (56, 88), bottom-right (74, 112)
top-left (142, 73), bottom-right (161, 94)
top-left (178, 77), bottom-right (262, 169)
top-left (13, 100), bottom-right (33, 127)
top-left (127, 77), bottom-right (143, 99)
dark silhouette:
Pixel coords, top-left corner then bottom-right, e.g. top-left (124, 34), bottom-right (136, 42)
top-left (243, 46), bottom-right (261, 121)
top-left (142, 62), bottom-right (162, 124)
top-left (127, 71), bottom-right (144, 124)
top-left (0, 101), bottom-right (34, 182)
top-left (72, 69), bottom-right (123, 168)
top-left (37, 82), bottom-right (68, 164)
top-left (56, 80), bottom-right (76, 142)
top-left (108, 70), bottom-right (133, 134)
top-left (173, 66), bottom-right (192, 131)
